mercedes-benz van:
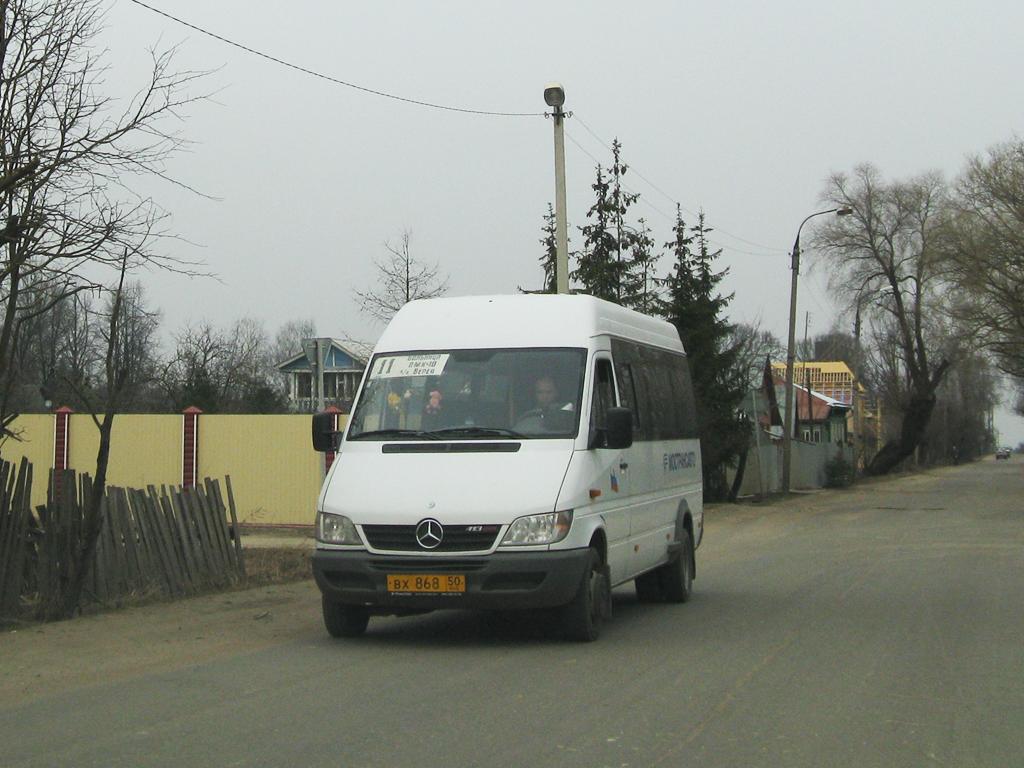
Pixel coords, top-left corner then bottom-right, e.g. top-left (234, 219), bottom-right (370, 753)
top-left (311, 294), bottom-right (702, 641)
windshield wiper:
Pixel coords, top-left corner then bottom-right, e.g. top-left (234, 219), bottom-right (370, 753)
top-left (426, 426), bottom-right (527, 439)
top-left (349, 428), bottom-right (442, 440)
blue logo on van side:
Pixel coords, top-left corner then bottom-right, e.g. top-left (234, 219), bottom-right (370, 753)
top-left (663, 451), bottom-right (696, 472)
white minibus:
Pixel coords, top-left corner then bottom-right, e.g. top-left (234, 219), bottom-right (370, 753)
top-left (311, 294), bottom-right (702, 641)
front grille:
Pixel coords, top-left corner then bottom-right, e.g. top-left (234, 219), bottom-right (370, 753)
top-left (361, 524), bottom-right (501, 552)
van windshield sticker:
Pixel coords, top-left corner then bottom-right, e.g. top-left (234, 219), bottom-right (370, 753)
top-left (370, 354), bottom-right (449, 379)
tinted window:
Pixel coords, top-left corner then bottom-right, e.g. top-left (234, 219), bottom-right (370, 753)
top-left (610, 337), bottom-right (697, 441)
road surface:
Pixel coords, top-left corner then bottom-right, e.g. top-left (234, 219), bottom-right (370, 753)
top-left (2, 459), bottom-right (1022, 767)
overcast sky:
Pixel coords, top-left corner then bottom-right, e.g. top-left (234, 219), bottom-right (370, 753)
top-left (102, 0), bottom-right (1024, 443)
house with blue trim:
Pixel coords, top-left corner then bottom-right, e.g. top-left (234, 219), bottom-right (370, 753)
top-left (276, 338), bottom-right (369, 413)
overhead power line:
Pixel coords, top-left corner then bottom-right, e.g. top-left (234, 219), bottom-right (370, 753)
top-left (572, 113), bottom-right (785, 255)
top-left (565, 127), bottom-right (780, 258)
top-left (127, 0), bottom-right (545, 118)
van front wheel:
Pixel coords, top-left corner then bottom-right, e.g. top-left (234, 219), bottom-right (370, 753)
top-left (562, 549), bottom-right (606, 642)
top-left (322, 598), bottom-right (370, 638)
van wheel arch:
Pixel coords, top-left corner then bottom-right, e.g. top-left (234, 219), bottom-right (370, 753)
top-left (589, 528), bottom-right (608, 566)
top-left (676, 502), bottom-right (695, 580)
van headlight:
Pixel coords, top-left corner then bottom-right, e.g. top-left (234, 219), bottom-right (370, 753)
top-left (316, 512), bottom-right (362, 545)
top-left (501, 511), bottom-right (572, 546)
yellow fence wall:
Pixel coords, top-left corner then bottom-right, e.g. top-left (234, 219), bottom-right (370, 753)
top-left (2, 415), bottom-right (54, 503)
top-left (0, 413), bottom-right (344, 526)
top-left (199, 415), bottom-right (325, 527)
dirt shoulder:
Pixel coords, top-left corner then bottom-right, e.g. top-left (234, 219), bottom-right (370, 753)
top-left (1, 578), bottom-right (322, 708)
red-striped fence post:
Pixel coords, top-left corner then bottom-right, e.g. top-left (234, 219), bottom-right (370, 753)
top-left (182, 406), bottom-right (202, 488)
top-left (53, 406), bottom-right (73, 472)
top-left (53, 406), bottom-right (73, 501)
top-left (324, 406), bottom-right (342, 475)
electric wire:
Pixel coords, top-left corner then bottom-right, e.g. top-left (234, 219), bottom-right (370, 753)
top-left (127, 0), bottom-right (546, 118)
top-left (565, 128), bottom-right (776, 259)
top-left (573, 113), bottom-right (786, 254)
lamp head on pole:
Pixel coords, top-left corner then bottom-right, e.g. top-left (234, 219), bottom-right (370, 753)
top-left (543, 83), bottom-right (565, 109)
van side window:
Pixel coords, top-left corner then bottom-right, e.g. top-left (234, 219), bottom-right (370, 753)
top-left (611, 337), bottom-right (697, 442)
top-left (590, 358), bottom-right (616, 442)
top-left (615, 362), bottom-right (642, 435)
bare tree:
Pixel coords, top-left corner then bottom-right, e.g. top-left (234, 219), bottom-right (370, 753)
top-left (353, 230), bottom-right (448, 323)
top-left (941, 139), bottom-right (1024, 382)
top-left (727, 322), bottom-right (785, 391)
top-left (49, 253), bottom-right (139, 618)
top-left (814, 164), bottom-right (951, 475)
top-left (0, 0), bottom-right (207, 440)
top-left (161, 317), bottom-right (284, 413)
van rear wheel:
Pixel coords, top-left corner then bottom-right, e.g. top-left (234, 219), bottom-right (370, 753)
top-left (322, 597), bottom-right (370, 638)
top-left (659, 530), bottom-right (694, 603)
top-left (562, 548), bottom-right (606, 642)
top-left (634, 570), bottom-right (664, 602)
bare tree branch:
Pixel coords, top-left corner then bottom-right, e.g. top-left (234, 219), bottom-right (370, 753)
top-left (353, 230), bottom-right (448, 324)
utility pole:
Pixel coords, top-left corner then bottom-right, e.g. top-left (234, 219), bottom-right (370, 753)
top-left (782, 207), bottom-right (853, 493)
top-left (544, 83), bottom-right (569, 294)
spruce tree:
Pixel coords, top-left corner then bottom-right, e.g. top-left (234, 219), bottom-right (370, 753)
top-left (573, 164), bottom-right (622, 301)
top-left (537, 203), bottom-right (558, 293)
top-left (661, 207), bottom-right (749, 500)
top-left (621, 217), bottom-right (659, 313)
top-left (574, 138), bottom-right (645, 304)
top-left (609, 138), bottom-right (640, 303)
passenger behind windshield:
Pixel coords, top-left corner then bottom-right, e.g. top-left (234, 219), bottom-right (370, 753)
top-left (347, 348), bottom-right (585, 440)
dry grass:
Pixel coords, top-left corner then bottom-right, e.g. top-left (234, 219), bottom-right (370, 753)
top-left (242, 548), bottom-right (313, 586)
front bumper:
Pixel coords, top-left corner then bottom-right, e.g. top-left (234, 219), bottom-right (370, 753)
top-left (312, 548), bottom-right (590, 612)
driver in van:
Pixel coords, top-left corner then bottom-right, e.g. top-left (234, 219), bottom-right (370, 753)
top-left (516, 375), bottom-right (574, 431)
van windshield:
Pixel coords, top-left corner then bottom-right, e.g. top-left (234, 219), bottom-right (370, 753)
top-left (347, 348), bottom-right (587, 440)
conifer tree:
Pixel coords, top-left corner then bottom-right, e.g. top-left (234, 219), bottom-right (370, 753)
top-left (621, 217), bottom-right (659, 313)
top-left (573, 164), bottom-right (623, 301)
top-left (537, 203), bottom-right (558, 293)
top-left (661, 207), bottom-right (749, 500)
top-left (609, 139), bottom-right (640, 302)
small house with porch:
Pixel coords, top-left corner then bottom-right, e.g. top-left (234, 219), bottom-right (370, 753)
top-left (277, 338), bottom-right (368, 413)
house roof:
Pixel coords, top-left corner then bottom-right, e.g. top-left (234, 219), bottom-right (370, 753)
top-left (771, 376), bottom-right (852, 422)
top-left (771, 360), bottom-right (856, 377)
top-left (277, 338), bottom-right (369, 373)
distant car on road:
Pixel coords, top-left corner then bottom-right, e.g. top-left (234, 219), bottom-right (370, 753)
top-left (995, 446), bottom-right (1011, 460)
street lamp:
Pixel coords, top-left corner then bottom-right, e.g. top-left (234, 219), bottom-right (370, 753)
top-left (544, 83), bottom-right (569, 294)
top-left (781, 206), bottom-right (853, 492)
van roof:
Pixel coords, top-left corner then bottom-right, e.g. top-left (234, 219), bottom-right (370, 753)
top-left (375, 294), bottom-right (684, 354)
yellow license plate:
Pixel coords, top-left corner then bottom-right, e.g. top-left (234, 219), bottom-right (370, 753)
top-left (387, 574), bottom-right (466, 594)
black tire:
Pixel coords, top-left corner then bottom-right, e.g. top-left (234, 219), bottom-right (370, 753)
top-left (634, 570), bottom-right (664, 603)
top-left (659, 530), bottom-right (694, 604)
top-left (322, 597), bottom-right (370, 638)
top-left (562, 548), bottom-right (606, 642)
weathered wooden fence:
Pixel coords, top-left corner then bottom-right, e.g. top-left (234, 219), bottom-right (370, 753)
top-left (0, 458), bottom-right (247, 621)
top-left (77, 476), bottom-right (247, 604)
top-left (0, 458), bottom-right (33, 618)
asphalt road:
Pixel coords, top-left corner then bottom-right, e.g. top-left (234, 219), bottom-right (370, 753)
top-left (2, 459), bottom-right (1023, 767)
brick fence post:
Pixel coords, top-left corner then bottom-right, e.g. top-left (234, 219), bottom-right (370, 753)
top-left (53, 406), bottom-right (73, 500)
top-left (53, 406), bottom-right (73, 472)
top-left (182, 406), bottom-right (202, 488)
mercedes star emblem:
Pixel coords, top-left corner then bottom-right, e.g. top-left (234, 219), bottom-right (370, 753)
top-left (415, 518), bottom-right (444, 549)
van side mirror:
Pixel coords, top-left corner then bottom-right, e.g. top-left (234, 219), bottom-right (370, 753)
top-left (604, 407), bottom-right (633, 450)
top-left (312, 412), bottom-right (340, 452)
